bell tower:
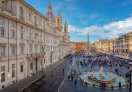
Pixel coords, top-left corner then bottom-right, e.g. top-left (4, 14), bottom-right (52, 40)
top-left (64, 21), bottom-right (68, 33)
top-left (55, 12), bottom-right (62, 31)
top-left (46, 0), bottom-right (53, 21)
top-left (63, 21), bottom-right (69, 42)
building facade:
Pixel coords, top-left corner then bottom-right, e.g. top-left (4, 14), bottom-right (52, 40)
top-left (70, 42), bottom-right (89, 53)
top-left (0, 0), bottom-right (70, 89)
top-left (94, 39), bottom-right (113, 54)
top-left (94, 32), bottom-right (132, 57)
top-left (113, 32), bottom-right (132, 57)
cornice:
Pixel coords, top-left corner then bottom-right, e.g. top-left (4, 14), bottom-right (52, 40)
top-left (0, 12), bottom-right (61, 37)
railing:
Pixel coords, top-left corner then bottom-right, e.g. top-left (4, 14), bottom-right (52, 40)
top-left (26, 53), bottom-right (45, 59)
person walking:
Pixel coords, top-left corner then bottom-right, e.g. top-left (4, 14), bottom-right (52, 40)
top-left (74, 79), bottom-right (77, 86)
top-left (118, 82), bottom-right (122, 88)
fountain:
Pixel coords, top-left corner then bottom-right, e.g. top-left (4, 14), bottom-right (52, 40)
top-left (80, 66), bottom-right (127, 89)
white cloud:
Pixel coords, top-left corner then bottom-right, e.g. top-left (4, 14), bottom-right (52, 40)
top-left (69, 17), bottom-right (132, 41)
top-left (104, 17), bottom-right (132, 32)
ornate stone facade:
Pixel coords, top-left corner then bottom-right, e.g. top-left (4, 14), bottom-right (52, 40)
top-left (93, 39), bottom-right (113, 53)
top-left (0, 0), bottom-right (70, 89)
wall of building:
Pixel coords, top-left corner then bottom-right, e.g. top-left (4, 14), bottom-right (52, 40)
top-left (94, 32), bottom-right (132, 57)
top-left (0, 0), bottom-right (70, 89)
top-left (94, 40), bottom-right (113, 54)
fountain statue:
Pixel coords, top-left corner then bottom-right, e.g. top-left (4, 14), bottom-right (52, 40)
top-left (99, 66), bottom-right (105, 80)
top-left (99, 66), bottom-right (104, 74)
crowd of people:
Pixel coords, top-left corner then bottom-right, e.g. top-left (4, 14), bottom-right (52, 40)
top-left (75, 54), bottom-right (130, 76)
top-left (66, 53), bottom-right (131, 89)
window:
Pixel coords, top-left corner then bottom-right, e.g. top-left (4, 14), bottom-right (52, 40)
top-left (21, 32), bottom-right (23, 40)
top-left (29, 44), bottom-right (32, 53)
top-left (0, 46), bottom-right (6, 56)
top-left (29, 29), bottom-right (31, 40)
top-left (0, 20), bottom-right (5, 37)
top-left (20, 26), bottom-right (24, 40)
top-left (1, 65), bottom-right (5, 71)
top-left (20, 45), bottom-right (24, 54)
top-left (11, 45), bottom-right (16, 55)
top-left (12, 64), bottom-right (15, 78)
top-left (30, 63), bottom-right (33, 70)
top-left (10, 22), bottom-right (16, 39)
top-left (11, 21), bottom-right (16, 28)
top-left (7, 0), bottom-right (12, 13)
top-left (11, 29), bottom-right (15, 38)
top-left (41, 46), bottom-right (44, 53)
top-left (35, 33), bottom-right (38, 39)
top-left (20, 64), bottom-right (23, 73)
top-left (28, 12), bottom-right (31, 21)
top-left (1, 0), bottom-right (5, 11)
top-left (35, 44), bottom-right (38, 53)
top-left (1, 65), bottom-right (5, 83)
top-left (0, 0), bottom-right (12, 13)
top-left (41, 60), bottom-right (43, 69)
top-left (1, 73), bottom-right (5, 82)
top-left (0, 27), bottom-right (4, 37)
top-left (44, 58), bottom-right (45, 64)
top-left (19, 6), bottom-right (24, 20)
top-left (34, 16), bottom-right (37, 25)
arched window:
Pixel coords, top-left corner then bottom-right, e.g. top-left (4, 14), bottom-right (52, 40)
top-left (20, 26), bottom-right (24, 40)
top-left (0, 19), bottom-right (5, 37)
top-left (1, 65), bottom-right (5, 83)
top-left (20, 6), bottom-right (24, 20)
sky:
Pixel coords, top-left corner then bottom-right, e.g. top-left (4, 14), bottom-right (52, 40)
top-left (26, 0), bottom-right (132, 42)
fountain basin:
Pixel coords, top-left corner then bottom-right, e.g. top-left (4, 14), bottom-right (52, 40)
top-left (80, 72), bottom-right (127, 89)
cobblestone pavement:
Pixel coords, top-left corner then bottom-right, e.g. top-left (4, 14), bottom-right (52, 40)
top-left (0, 59), bottom-right (65, 92)
top-left (38, 61), bottom-right (65, 92)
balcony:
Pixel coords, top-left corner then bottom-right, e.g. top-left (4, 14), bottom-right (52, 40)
top-left (26, 53), bottom-right (45, 60)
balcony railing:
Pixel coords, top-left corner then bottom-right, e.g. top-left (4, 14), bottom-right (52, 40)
top-left (26, 53), bottom-right (45, 60)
